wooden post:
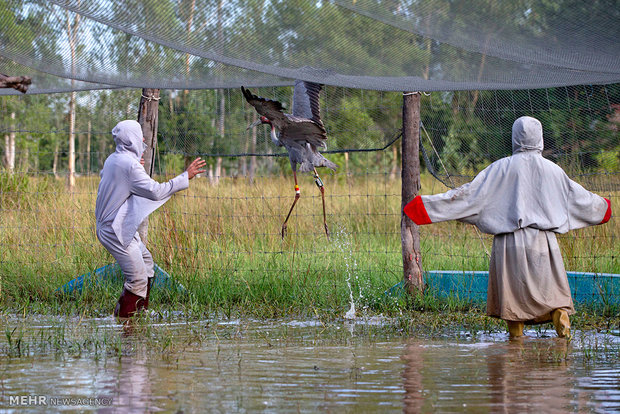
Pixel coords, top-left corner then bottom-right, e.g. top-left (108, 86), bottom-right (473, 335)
top-left (137, 88), bottom-right (160, 243)
top-left (401, 92), bottom-right (424, 293)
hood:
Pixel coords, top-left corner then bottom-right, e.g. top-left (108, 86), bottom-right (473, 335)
top-left (512, 116), bottom-right (544, 154)
top-left (112, 120), bottom-right (145, 160)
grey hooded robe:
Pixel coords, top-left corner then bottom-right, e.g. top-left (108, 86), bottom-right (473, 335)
top-left (95, 120), bottom-right (189, 297)
top-left (404, 116), bottom-right (611, 323)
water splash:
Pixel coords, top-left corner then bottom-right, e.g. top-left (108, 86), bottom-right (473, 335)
top-left (344, 302), bottom-right (356, 320)
top-left (333, 226), bottom-right (362, 320)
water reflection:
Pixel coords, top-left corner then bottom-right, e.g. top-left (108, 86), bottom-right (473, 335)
top-left (1, 318), bottom-right (618, 413)
top-left (401, 336), bottom-right (619, 413)
top-left (99, 352), bottom-right (153, 413)
top-left (486, 338), bottom-right (571, 413)
top-left (401, 341), bottom-right (424, 413)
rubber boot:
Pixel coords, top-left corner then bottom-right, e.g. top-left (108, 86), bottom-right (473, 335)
top-left (113, 288), bottom-right (145, 321)
top-left (506, 321), bottom-right (524, 338)
top-left (143, 278), bottom-right (153, 310)
top-left (552, 309), bottom-right (571, 338)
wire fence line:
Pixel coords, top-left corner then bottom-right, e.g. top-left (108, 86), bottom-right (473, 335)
top-left (0, 86), bottom-right (618, 301)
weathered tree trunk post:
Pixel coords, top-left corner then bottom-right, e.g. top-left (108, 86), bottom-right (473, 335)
top-left (137, 88), bottom-right (160, 244)
top-left (401, 91), bottom-right (424, 294)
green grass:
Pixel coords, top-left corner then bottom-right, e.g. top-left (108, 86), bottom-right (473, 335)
top-left (0, 171), bottom-right (618, 327)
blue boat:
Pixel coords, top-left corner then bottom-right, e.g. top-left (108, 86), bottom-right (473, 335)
top-left (386, 270), bottom-right (620, 306)
top-left (56, 263), bottom-right (186, 295)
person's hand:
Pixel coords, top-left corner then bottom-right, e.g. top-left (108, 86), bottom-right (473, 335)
top-left (140, 157), bottom-right (145, 166)
top-left (186, 157), bottom-right (207, 180)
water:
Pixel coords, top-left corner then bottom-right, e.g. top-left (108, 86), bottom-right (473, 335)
top-left (333, 227), bottom-right (364, 320)
top-left (1, 317), bottom-right (619, 413)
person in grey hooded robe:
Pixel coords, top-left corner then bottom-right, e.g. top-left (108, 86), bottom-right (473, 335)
top-left (95, 120), bottom-right (206, 320)
top-left (404, 116), bottom-right (611, 338)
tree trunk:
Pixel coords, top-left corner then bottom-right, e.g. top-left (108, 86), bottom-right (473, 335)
top-left (184, 0), bottom-right (196, 104)
top-left (401, 92), bottom-right (424, 294)
top-left (77, 133), bottom-right (84, 173)
top-left (214, 89), bottom-right (225, 186)
top-left (137, 88), bottom-right (161, 244)
top-left (34, 143), bottom-right (39, 172)
top-left (21, 146), bottom-right (29, 173)
top-left (67, 90), bottom-right (76, 189)
top-left (6, 112), bottom-right (16, 173)
top-left (53, 140), bottom-right (59, 178)
top-left (65, 5), bottom-right (80, 190)
top-left (249, 111), bottom-right (257, 184)
top-left (3, 134), bottom-right (8, 170)
top-left (86, 120), bottom-right (91, 175)
top-left (98, 134), bottom-right (106, 170)
top-left (212, 0), bottom-right (225, 186)
top-left (390, 145), bottom-right (398, 180)
top-left (215, 157), bottom-right (223, 183)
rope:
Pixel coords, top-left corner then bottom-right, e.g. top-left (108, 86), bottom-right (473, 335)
top-left (141, 94), bottom-right (161, 102)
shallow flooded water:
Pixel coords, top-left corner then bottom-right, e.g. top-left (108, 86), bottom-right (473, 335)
top-left (1, 316), bottom-right (619, 413)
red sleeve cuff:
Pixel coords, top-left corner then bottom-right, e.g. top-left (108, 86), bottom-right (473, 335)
top-left (404, 195), bottom-right (432, 225)
top-left (601, 198), bottom-right (612, 224)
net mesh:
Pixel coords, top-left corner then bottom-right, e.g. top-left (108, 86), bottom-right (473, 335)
top-left (1, 0), bottom-right (619, 94)
top-left (0, 0), bottom-right (618, 304)
top-left (1, 86), bottom-right (617, 304)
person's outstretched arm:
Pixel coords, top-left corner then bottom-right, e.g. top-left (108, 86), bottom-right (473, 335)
top-left (566, 178), bottom-right (611, 230)
top-left (129, 157), bottom-right (206, 200)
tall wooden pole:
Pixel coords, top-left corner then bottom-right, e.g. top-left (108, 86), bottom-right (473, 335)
top-left (137, 88), bottom-right (160, 243)
top-left (401, 91), bottom-right (424, 293)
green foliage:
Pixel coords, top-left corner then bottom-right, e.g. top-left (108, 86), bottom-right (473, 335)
top-left (594, 149), bottom-right (620, 172)
top-left (0, 171), bottom-right (57, 209)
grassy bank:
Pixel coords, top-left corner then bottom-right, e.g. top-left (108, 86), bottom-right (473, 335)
top-left (1, 171), bottom-right (618, 324)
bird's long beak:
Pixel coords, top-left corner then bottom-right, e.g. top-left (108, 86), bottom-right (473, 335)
top-left (246, 119), bottom-right (262, 130)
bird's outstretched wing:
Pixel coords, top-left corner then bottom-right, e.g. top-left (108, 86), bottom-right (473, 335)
top-left (292, 80), bottom-right (323, 125)
top-left (283, 116), bottom-right (327, 149)
top-left (241, 86), bottom-right (288, 127)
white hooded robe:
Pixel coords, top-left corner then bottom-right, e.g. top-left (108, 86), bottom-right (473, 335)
top-left (95, 120), bottom-right (189, 297)
top-left (404, 116), bottom-right (612, 323)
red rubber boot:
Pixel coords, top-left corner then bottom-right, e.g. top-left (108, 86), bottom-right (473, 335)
top-left (143, 278), bottom-right (153, 310)
top-left (113, 288), bottom-right (145, 321)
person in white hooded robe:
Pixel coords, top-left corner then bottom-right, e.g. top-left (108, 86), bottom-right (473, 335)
top-left (95, 120), bottom-right (206, 320)
top-left (404, 116), bottom-right (612, 338)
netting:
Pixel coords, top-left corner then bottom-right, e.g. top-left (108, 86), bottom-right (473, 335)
top-left (1, 0), bottom-right (618, 305)
top-left (1, 0), bottom-right (619, 94)
top-left (1, 85), bottom-right (618, 304)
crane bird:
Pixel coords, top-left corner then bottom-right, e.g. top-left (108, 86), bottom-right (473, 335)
top-left (242, 81), bottom-right (338, 239)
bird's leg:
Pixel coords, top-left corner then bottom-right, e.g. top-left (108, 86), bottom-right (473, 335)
top-left (313, 168), bottom-right (329, 240)
top-left (281, 171), bottom-right (300, 239)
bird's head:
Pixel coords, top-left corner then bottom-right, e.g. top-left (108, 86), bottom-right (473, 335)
top-left (247, 116), bottom-right (272, 130)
